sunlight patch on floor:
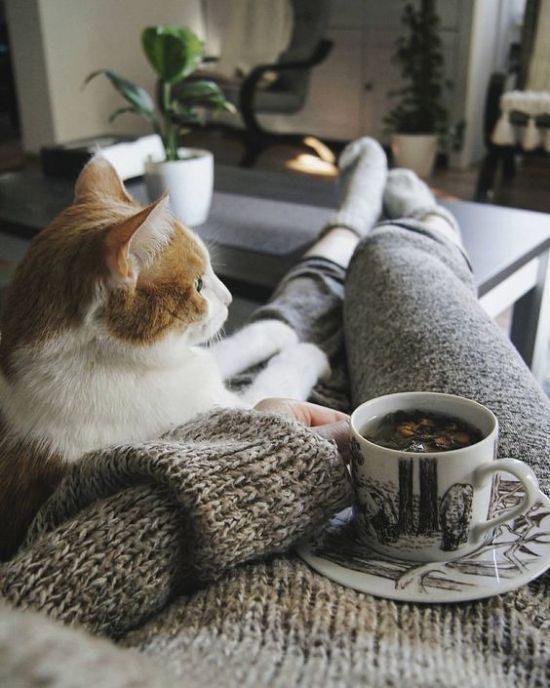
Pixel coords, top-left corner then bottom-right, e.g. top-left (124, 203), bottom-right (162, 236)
top-left (285, 153), bottom-right (337, 177)
top-left (302, 136), bottom-right (337, 164)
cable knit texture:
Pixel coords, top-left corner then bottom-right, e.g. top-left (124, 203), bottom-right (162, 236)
top-left (0, 407), bottom-right (548, 687)
top-left (1, 218), bottom-right (550, 686)
top-left (0, 409), bottom-right (350, 638)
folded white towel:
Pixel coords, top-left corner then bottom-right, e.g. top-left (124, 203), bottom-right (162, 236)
top-left (100, 134), bottom-right (165, 180)
top-left (492, 91), bottom-right (550, 151)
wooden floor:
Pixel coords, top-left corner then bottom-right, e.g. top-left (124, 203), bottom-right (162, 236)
top-left (181, 128), bottom-right (550, 213)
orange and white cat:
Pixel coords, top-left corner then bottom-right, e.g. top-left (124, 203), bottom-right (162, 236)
top-left (0, 156), bottom-right (328, 559)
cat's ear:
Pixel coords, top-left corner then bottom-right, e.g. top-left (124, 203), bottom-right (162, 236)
top-left (74, 154), bottom-right (135, 205)
top-left (104, 194), bottom-right (173, 285)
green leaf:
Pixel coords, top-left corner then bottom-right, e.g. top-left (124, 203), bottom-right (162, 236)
top-left (172, 80), bottom-right (236, 114)
top-left (384, 0), bottom-right (448, 135)
top-left (173, 79), bottom-right (226, 100)
top-left (205, 95), bottom-right (237, 114)
top-left (84, 69), bottom-right (156, 118)
top-left (108, 106), bottom-right (138, 123)
top-left (142, 26), bottom-right (204, 84)
top-left (170, 101), bottom-right (197, 123)
top-left (215, 98), bottom-right (237, 114)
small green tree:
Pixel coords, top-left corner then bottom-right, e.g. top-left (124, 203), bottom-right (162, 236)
top-left (384, 0), bottom-right (448, 135)
top-left (85, 26), bottom-right (235, 161)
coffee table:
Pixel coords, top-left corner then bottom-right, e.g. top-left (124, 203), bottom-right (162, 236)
top-left (1, 165), bottom-right (549, 382)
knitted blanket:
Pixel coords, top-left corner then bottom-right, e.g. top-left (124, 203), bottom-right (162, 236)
top-left (0, 408), bottom-right (548, 687)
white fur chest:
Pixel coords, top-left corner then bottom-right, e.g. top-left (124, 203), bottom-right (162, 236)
top-left (0, 332), bottom-right (237, 462)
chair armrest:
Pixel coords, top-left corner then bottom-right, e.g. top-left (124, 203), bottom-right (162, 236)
top-left (239, 39), bottom-right (333, 115)
top-left (252, 39), bottom-right (333, 77)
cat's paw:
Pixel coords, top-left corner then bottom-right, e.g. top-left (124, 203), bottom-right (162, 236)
top-left (249, 319), bottom-right (299, 349)
top-left (288, 342), bottom-right (331, 380)
top-left (268, 342), bottom-right (330, 384)
top-left (210, 319), bottom-right (298, 379)
top-left (241, 341), bottom-right (330, 405)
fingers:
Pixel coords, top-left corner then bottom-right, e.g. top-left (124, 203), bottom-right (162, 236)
top-left (312, 420), bottom-right (352, 465)
top-left (300, 402), bottom-right (349, 427)
top-left (253, 398), bottom-right (352, 467)
top-left (254, 398), bottom-right (349, 427)
top-left (253, 398), bottom-right (301, 420)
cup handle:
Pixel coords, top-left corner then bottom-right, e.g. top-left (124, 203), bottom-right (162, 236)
top-left (471, 458), bottom-right (541, 544)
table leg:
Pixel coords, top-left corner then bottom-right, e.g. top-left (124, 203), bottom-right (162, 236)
top-left (510, 249), bottom-right (550, 382)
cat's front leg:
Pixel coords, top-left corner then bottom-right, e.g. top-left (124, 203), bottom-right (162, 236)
top-left (209, 319), bottom-right (298, 379)
top-left (240, 342), bottom-right (330, 406)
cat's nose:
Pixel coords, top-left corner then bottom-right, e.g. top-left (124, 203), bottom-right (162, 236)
top-left (220, 280), bottom-right (232, 306)
top-left (212, 273), bottom-right (232, 306)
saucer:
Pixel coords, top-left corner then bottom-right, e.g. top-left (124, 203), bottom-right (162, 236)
top-left (296, 479), bottom-right (550, 603)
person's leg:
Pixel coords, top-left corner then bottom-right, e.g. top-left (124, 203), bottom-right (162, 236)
top-left (239, 230), bottom-right (354, 410)
top-left (345, 169), bottom-right (550, 491)
top-left (249, 138), bottom-right (385, 344)
top-left (212, 228), bottom-right (359, 385)
top-left (304, 226), bottom-right (359, 267)
top-left (249, 228), bottom-right (356, 364)
top-left (234, 139), bottom-right (386, 410)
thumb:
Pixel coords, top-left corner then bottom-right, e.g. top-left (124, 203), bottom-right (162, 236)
top-left (311, 420), bottom-right (352, 465)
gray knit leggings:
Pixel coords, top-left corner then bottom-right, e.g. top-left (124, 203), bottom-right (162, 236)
top-left (252, 220), bottom-right (550, 493)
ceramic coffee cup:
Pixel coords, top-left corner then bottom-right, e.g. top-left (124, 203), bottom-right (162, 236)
top-left (350, 392), bottom-right (541, 563)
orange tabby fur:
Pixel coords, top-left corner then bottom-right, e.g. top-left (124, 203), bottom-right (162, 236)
top-left (0, 156), bottom-right (328, 562)
top-left (0, 420), bottom-right (66, 560)
top-left (0, 158), bottom-right (210, 560)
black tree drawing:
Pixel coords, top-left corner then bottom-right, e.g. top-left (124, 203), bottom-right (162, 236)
top-left (398, 459), bottom-right (414, 535)
top-left (439, 483), bottom-right (474, 551)
top-left (308, 480), bottom-right (549, 596)
top-left (418, 458), bottom-right (440, 535)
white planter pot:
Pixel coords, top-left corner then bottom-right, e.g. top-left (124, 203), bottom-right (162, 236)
top-left (144, 148), bottom-right (214, 227)
top-left (391, 134), bottom-right (438, 178)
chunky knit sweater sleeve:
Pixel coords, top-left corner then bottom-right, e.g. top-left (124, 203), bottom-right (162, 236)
top-left (0, 409), bottom-right (351, 637)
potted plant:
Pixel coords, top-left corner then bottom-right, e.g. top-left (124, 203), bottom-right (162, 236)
top-left (86, 25), bottom-right (235, 226)
top-left (384, 0), bottom-right (448, 177)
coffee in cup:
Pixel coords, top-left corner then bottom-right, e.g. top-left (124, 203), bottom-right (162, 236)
top-left (362, 409), bottom-right (483, 453)
top-left (350, 392), bottom-right (540, 563)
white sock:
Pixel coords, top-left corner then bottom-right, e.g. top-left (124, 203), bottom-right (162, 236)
top-left (322, 137), bottom-right (387, 238)
top-left (383, 168), bottom-right (463, 248)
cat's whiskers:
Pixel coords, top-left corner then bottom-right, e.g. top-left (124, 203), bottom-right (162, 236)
top-left (200, 232), bottom-right (227, 273)
top-left (204, 328), bottom-right (225, 349)
top-left (0, 154), bottom-right (327, 562)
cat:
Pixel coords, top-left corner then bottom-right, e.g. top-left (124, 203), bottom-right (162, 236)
top-left (0, 155), bottom-right (329, 560)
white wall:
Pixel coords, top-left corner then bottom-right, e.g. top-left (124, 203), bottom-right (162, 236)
top-left (457, 0), bottom-right (526, 169)
top-left (6, 0), bottom-right (205, 152)
top-left (7, 0), bottom-right (526, 166)
top-left (494, 0), bottom-right (527, 69)
top-left (5, 0), bottom-right (56, 152)
top-left (457, 0), bottom-right (501, 169)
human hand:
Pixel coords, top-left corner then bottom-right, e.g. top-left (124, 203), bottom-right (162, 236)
top-left (254, 398), bottom-right (351, 465)
top-left (254, 397), bottom-right (347, 426)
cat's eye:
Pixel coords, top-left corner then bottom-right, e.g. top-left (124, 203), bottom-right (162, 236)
top-left (195, 276), bottom-right (203, 293)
